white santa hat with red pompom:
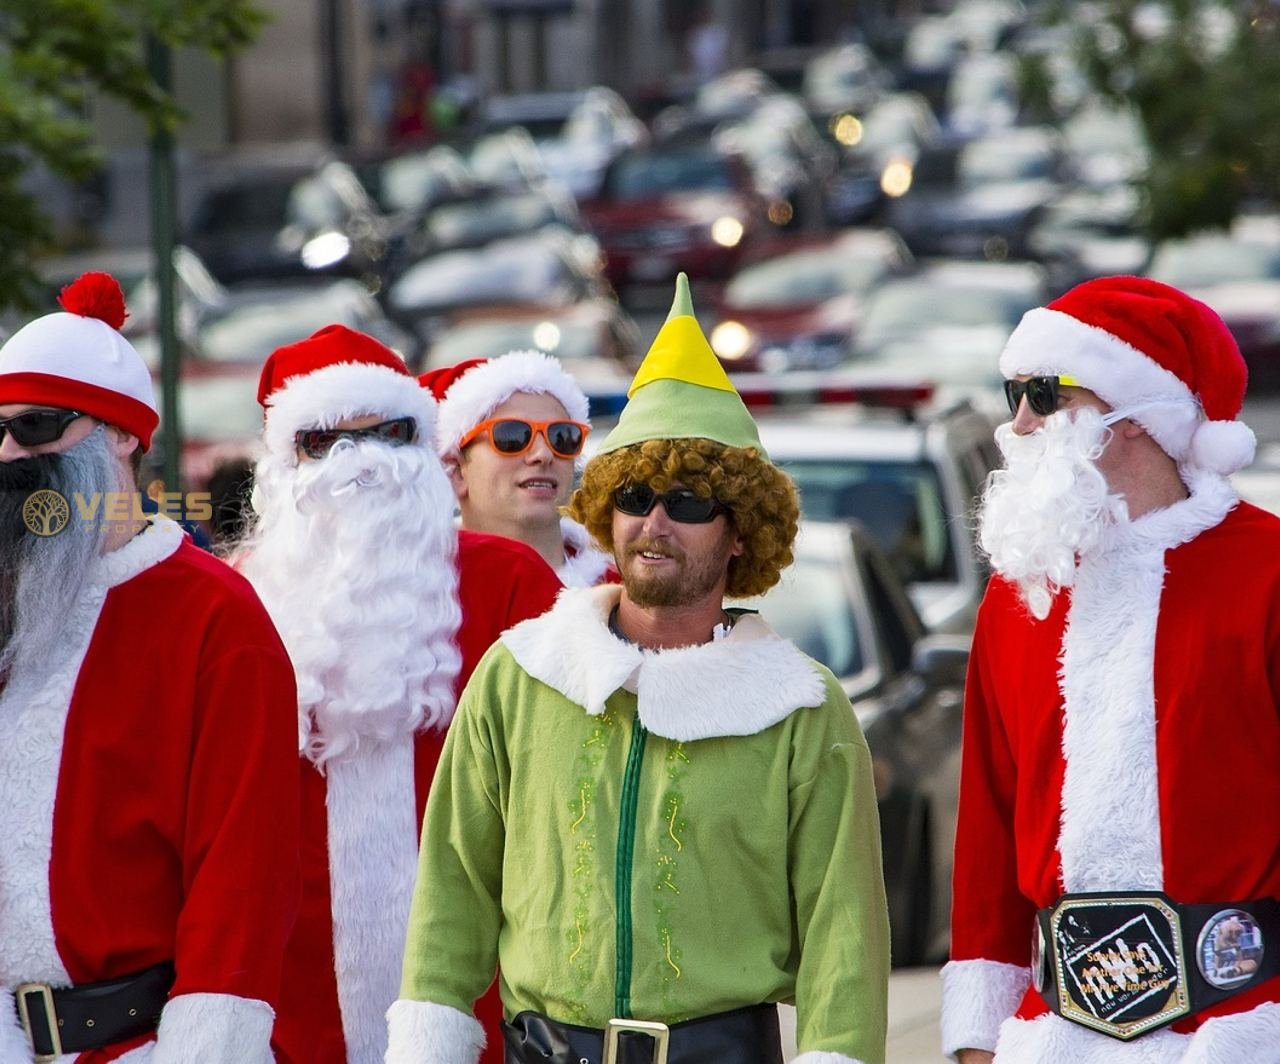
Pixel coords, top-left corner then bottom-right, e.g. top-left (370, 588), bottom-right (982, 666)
top-left (426, 349), bottom-right (591, 463)
top-left (1000, 275), bottom-right (1256, 476)
top-left (0, 272), bottom-right (158, 449)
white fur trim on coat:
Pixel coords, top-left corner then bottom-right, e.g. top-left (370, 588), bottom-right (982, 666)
top-left (327, 741), bottom-right (420, 1063)
top-left (791, 1053), bottom-right (870, 1064)
top-left (263, 361), bottom-right (437, 464)
top-left (0, 989), bottom-right (30, 1063)
top-left (385, 998), bottom-right (486, 1064)
top-left (998, 307), bottom-right (1251, 472)
top-left (557, 517), bottom-right (613, 588)
top-left (1058, 472), bottom-right (1236, 893)
top-left (501, 584), bottom-right (828, 741)
top-left (992, 1002), bottom-right (1280, 1064)
top-left (434, 349), bottom-right (590, 460)
top-left (940, 959), bottom-right (1030, 1057)
top-left (0, 520), bottom-right (180, 991)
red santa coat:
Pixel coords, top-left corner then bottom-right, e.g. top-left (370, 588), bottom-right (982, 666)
top-left (0, 519), bottom-right (300, 1062)
top-left (273, 530), bottom-right (562, 1064)
top-left (943, 477), bottom-right (1280, 1062)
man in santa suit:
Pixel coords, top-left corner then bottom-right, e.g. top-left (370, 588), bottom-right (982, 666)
top-left (422, 351), bottom-right (617, 587)
top-left (234, 325), bottom-right (561, 1064)
top-left (944, 276), bottom-right (1280, 1063)
top-left (0, 273), bottom-right (300, 1062)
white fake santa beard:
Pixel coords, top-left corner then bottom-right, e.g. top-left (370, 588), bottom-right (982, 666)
top-left (0, 428), bottom-right (114, 683)
top-left (236, 439), bottom-right (462, 766)
top-left (978, 408), bottom-right (1130, 621)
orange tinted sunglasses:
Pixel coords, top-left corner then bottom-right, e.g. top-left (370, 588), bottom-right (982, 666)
top-left (458, 417), bottom-right (590, 458)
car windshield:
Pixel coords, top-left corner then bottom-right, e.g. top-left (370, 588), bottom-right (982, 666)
top-left (780, 459), bottom-right (956, 583)
top-left (430, 320), bottom-right (597, 363)
top-left (165, 375), bottom-right (263, 442)
top-left (198, 293), bottom-right (362, 364)
top-left (604, 149), bottom-right (734, 200)
top-left (726, 248), bottom-right (891, 306)
top-left (959, 138), bottom-right (1055, 184)
top-left (1147, 239), bottom-right (1280, 288)
top-left (750, 556), bottom-right (864, 678)
top-left (427, 194), bottom-right (560, 248)
top-left (195, 180), bottom-right (293, 232)
top-left (380, 150), bottom-right (470, 213)
top-left (859, 282), bottom-right (1032, 346)
top-left (392, 246), bottom-right (572, 312)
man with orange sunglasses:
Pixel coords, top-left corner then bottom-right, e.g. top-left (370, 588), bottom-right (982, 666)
top-left (424, 350), bottom-right (617, 587)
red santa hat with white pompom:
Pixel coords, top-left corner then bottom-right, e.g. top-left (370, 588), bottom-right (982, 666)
top-left (1000, 275), bottom-right (1256, 475)
top-left (0, 272), bottom-right (159, 449)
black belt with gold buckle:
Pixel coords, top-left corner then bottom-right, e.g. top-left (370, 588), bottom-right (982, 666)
top-left (502, 1003), bottom-right (782, 1064)
top-left (1033, 892), bottom-right (1280, 1041)
top-left (13, 961), bottom-right (174, 1061)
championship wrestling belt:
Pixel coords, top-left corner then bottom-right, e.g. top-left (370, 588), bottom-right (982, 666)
top-left (1033, 892), bottom-right (1280, 1041)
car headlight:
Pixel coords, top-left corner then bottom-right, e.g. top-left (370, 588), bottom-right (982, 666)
top-left (710, 216), bottom-right (745, 248)
top-left (301, 231), bottom-right (352, 269)
top-left (710, 320), bottom-right (753, 360)
top-left (830, 113), bottom-right (864, 147)
top-left (880, 159), bottom-right (914, 198)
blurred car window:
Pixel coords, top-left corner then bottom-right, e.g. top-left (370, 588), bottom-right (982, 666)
top-left (726, 245), bottom-right (895, 306)
top-left (390, 242), bottom-right (576, 313)
top-left (603, 148), bottom-right (736, 200)
top-left (429, 319), bottom-right (600, 364)
top-left (171, 375), bottom-right (263, 443)
top-left (858, 281), bottom-right (1032, 347)
top-left (749, 552), bottom-right (865, 677)
top-left (1147, 238), bottom-right (1280, 288)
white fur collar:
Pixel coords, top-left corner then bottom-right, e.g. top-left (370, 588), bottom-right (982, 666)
top-left (557, 517), bottom-right (612, 588)
top-left (90, 515), bottom-right (184, 589)
top-left (500, 585), bottom-right (827, 741)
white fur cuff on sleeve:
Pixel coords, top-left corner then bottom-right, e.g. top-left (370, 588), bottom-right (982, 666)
top-left (940, 958), bottom-right (1030, 1057)
top-left (149, 993), bottom-right (274, 1063)
top-left (0, 989), bottom-right (32, 1064)
top-left (385, 998), bottom-right (486, 1064)
top-left (792, 1052), bottom-right (870, 1064)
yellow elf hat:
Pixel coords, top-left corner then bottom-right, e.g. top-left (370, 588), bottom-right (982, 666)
top-left (596, 273), bottom-right (768, 459)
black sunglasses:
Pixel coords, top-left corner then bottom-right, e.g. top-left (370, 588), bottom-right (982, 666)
top-left (1003, 375), bottom-right (1082, 417)
top-left (0, 408), bottom-right (85, 448)
top-left (295, 417), bottom-right (417, 459)
top-left (613, 483), bottom-right (728, 524)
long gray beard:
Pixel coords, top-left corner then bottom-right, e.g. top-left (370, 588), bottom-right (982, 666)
top-left (0, 429), bottom-right (116, 682)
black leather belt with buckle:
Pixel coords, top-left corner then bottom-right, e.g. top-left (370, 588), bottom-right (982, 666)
top-left (13, 961), bottom-right (175, 1061)
top-left (1033, 892), bottom-right (1280, 1041)
top-left (502, 1003), bottom-right (782, 1064)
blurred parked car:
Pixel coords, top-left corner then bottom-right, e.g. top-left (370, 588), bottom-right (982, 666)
top-left (386, 234), bottom-right (608, 348)
top-left (421, 299), bottom-right (642, 389)
top-left (748, 520), bottom-right (970, 965)
top-left (803, 43), bottom-right (890, 119)
top-left (709, 228), bottom-right (913, 371)
top-left (757, 395), bottom-right (999, 634)
top-left (886, 126), bottom-right (1067, 260)
top-left (467, 128), bottom-right (549, 192)
top-left (582, 142), bottom-right (767, 286)
top-left (1028, 185), bottom-right (1148, 294)
top-left (186, 159), bottom-right (391, 287)
top-left (409, 186), bottom-right (586, 260)
top-left (1145, 223), bottom-right (1280, 390)
top-left (851, 260), bottom-right (1047, 415)
top-left (481, 88), bottom-right (648, 200)
top-left (944, 53), bottom-right (1018, 135)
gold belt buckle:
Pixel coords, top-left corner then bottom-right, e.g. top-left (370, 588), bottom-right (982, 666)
top-left (604, 1018), bottom-right (670, 1064)
top-left (14, 982), bottom-right (63, 1063)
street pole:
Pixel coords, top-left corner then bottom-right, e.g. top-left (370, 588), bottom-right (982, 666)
top-left (321, 0), bottom-right (351, 146)
top-left (146, 34), bottom-right (181, 496)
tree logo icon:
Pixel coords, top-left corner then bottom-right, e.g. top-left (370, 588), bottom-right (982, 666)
top-left (22, 489), bottom-right (71, 537)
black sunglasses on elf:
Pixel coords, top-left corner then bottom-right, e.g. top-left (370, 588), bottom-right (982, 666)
top-left (0, 408), bottom-right (86, 448)
top-left (613, 483), bottom-right (728, 524)
top-left (295, 417), bottom-right (417, 459)
top-left (1003, 374), bottom-right (1082, 417)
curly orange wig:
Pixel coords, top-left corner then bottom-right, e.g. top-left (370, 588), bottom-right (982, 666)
top-left (567, 438), bottom-right (800, 598)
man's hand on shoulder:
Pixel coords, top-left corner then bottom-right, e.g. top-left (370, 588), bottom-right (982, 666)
top-left (956, 1050), bottom-right (995, 1064)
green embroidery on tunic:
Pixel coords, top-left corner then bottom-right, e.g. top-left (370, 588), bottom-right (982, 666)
top-left (566, 709), bottom-right (616, 1021)
top-left (655, 740), bottom-right (689, 1015)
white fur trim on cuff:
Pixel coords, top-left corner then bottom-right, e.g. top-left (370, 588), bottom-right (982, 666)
top-left (999, 307), bottom-right (1203, 462)
top-left (385, 998), bottom-right (485, 1064)
top-left (0, 989), bottom-right (31, 1063)
top-left (940, 959), bottom-right (1030, 1057)
top-left (434, 349), bottom-right (590, 459)
top-left (264, 362), bottom-right (437, 463)
top-left (149, 993), bottom-right (275, 1064)
top-left (792, 1052), bottom-right (870, 1064)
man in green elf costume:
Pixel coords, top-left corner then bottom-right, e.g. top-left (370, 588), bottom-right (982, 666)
top-left (386, 275), bottom-right (890, 1064)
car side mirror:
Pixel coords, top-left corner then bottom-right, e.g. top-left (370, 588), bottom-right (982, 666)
top-left (911, 634), bottom-right (970, 689)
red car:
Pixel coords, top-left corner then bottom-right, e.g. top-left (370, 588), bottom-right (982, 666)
top-left (581, 142), bottom-right (768, 287)
top-left (709, 228), bottom-right (914, 372)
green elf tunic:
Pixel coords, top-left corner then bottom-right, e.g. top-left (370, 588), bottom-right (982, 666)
top-left (388, 584), bottom-right (890, 1064)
